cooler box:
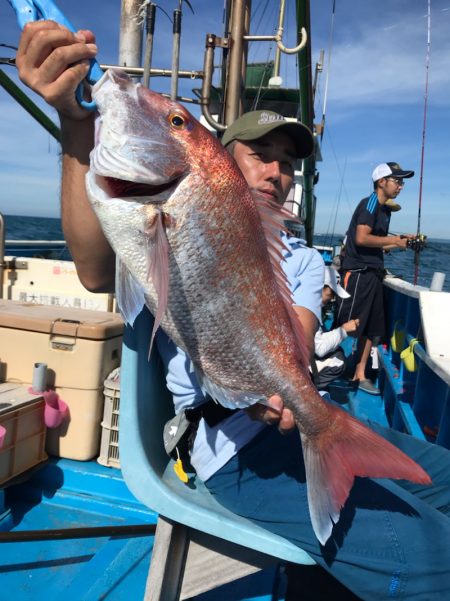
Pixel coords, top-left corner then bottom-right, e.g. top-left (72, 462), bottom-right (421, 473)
top-left (0, 300), bottom-right (124, 460)
top-left (0, 383), bottom-right (47, 485)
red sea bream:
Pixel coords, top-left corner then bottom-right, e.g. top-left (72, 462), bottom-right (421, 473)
top-left (86, 69), bottom-right (431, 545)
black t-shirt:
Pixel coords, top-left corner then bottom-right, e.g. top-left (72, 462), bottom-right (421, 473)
top-left (342, 192), bottom-right (391, 270)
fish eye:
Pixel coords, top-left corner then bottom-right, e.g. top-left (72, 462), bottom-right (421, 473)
top-left (169, 114), bottom-right (186, 128)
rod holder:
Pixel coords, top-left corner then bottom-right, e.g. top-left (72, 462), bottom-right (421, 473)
top-left (32, 362), bottom-right (48, 393)
top-left (430, 272), bottom-right (445, 292)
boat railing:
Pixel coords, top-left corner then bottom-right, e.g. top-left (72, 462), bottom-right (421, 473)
top-left (379, 279), bottom-right (450, 449)
top-left (384, 275), bottom-right (427, 299)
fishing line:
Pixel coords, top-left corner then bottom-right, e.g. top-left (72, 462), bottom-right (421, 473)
top-left (414, 0), bottom-right (431, 285)
top-left (246, 0), bottom-right (275, 110)
top-left (327, 156), bottom-right (347, 246)
top-left (320, 0), bottom-right (336, 141)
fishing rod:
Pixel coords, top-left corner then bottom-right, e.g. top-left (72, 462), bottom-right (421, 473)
top-left (387, 232), bottom-right (427, 253)
top-left (414, 0), bottom-right (431, 284)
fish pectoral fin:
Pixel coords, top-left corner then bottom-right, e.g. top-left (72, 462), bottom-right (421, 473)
top-left (301, 405), bottom-right (431, 546)
top-left (201, 375), bottom-right (264, 410)
top-left (145, 210), bottom-right (170, 353)
top-left (115, 257), bottom-right (146, 326)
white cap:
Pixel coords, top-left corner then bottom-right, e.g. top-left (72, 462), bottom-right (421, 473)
top-left (371, 162), bottom-right (414, 183)
top-left (324, 266), bottom-right (350, 299)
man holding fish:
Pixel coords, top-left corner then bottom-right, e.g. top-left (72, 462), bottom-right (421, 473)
top-left (15, 21), bottom-right (450, 601)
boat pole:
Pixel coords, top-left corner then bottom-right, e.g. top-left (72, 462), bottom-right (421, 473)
top-left (223, 0), bottom-right (251, 125)
top-left (119, 0), bottom-right (144, 70)
top-left (0, 69), bottom-right (60, 141)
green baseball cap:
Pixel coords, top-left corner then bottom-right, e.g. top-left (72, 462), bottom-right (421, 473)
top-left (221, 109), bottom-right (314, 159)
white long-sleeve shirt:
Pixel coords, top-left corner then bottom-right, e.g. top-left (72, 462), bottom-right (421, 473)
top-left (314, 325), bottom-right (348, 358)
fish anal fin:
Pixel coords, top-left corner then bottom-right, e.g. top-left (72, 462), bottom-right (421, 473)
top-left (302, 405), bottom-right (432, 546)
top-left (252, 192), bottom-right (309, 367)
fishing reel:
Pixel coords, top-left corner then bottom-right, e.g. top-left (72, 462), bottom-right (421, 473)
top-left (402, 234), bottom-right (427, 252)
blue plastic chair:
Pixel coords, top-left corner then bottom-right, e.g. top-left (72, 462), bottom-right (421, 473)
top-left (120, 308), bottom-right (315, 600)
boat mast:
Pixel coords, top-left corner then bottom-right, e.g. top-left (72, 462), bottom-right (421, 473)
top-left (119, 0), bottom-right (144, 68)
top-left (223, 0), bottom-right (251, 125)
top-left (296, 0), bottom-right (316, 247)
top-left (223, 0), bottom-right (317, 245)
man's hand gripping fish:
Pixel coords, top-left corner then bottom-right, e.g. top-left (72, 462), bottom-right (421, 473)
top-left (86, 69), bottom-right (431, 546)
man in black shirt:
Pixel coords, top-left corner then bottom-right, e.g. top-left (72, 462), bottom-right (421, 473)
top-left (336, 162), bottom-right (415, 394)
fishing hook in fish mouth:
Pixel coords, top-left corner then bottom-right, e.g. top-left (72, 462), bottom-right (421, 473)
top-left (98, 175), bottom-right (182, 201)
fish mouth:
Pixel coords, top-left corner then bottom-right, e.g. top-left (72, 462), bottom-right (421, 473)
top-left (98, 175), bottom-right (181, 201)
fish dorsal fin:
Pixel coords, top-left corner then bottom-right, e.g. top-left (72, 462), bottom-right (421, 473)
top-left (145, 210), bottom-right (170, 354)
top-left (252, 192), bottom-right (309, 368)
top-left (115, 257), bottom-right (145, 326)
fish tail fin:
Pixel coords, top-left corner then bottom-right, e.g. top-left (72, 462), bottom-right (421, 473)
top-left (301, 405), bottom-right (432, 546)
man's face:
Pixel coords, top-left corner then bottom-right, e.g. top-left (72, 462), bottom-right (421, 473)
top-left (378, 176), bottom-right (405, 199)
top-left (322, 286), bottom-right (335, 307)
top-left (231, 130), bottom-right (296, 205)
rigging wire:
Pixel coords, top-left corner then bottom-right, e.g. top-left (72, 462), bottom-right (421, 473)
top-left (248, 0), bottom-right (276, 111)
top-left (323, 156), bottom-right (347, 247)
top-left (313, 0), bottom-right (353, 242)
top-left (414, 0), bottom-right (431, 285)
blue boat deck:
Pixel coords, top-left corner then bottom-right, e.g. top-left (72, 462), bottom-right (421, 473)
top-left (1, 458), bottom-right (282, 600)
top-left (1, 459), bottom-right (155, 600)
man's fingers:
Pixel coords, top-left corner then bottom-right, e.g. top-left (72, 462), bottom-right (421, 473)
top-left (278, 408), bottom-right (296, 434)
top-left (265, 394), bottom-right (283, 414)
top-left (43, 61), bottom-right (91, 109)
top-left (247, 403), bottom-right (279, 425)
top-left (18, 23), bottom-right (97, 84)
top-left (39, 41), bottom-right (97, 84)
top-left (246, 397), bottom-right (296, 433)
top-left (77, 29), bottom-right (96, 44)
top-left (16, 21), bottom-right (98, 119)
top-left (18, 21), bottom-right (60, 59)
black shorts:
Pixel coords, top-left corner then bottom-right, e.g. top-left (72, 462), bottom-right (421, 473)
top-left (335, 269), bottom-right (385, 341)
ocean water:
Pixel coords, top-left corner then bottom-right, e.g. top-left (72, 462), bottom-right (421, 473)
top-left (3, 214), bottom-right (450, 292)
top-left (4, 214), bottom-right (64, 240)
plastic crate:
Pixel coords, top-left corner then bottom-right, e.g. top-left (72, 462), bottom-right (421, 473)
top-left (0, 384), bottom-right (47, 485)
top-left (97, 373), bottom-right (120, 468)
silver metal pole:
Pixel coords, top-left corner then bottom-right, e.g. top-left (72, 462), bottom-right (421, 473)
top-left (171, 5), bottom-right (182, 100)
top-left (143, 3), bottom-right (156, 88)
top-left (119, 0), bottom-right (144, 68)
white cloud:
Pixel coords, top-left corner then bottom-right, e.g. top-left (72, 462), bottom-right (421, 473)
top-left (324, 7), bottom-right (450, 108)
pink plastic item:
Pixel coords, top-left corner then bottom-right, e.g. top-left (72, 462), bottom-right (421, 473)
top-left (0, 425), bottom-right (6, 449)
top-left (42, 391), bottom-right (69, 429)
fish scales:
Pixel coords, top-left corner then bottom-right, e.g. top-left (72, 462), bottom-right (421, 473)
top-left (158, 177), bottom-right (303, 396)
top-left (86, 69), bottom-right (431, 546)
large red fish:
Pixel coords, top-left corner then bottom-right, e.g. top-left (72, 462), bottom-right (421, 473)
top-left (86, 69), bottom-right (430, 545)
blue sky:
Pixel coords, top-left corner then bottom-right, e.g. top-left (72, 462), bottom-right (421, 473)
top-left (0, 0), bottom-right (449, 239)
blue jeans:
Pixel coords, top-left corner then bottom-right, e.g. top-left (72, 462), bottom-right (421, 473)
top-left (205, 422), bottom-right (450, 600)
